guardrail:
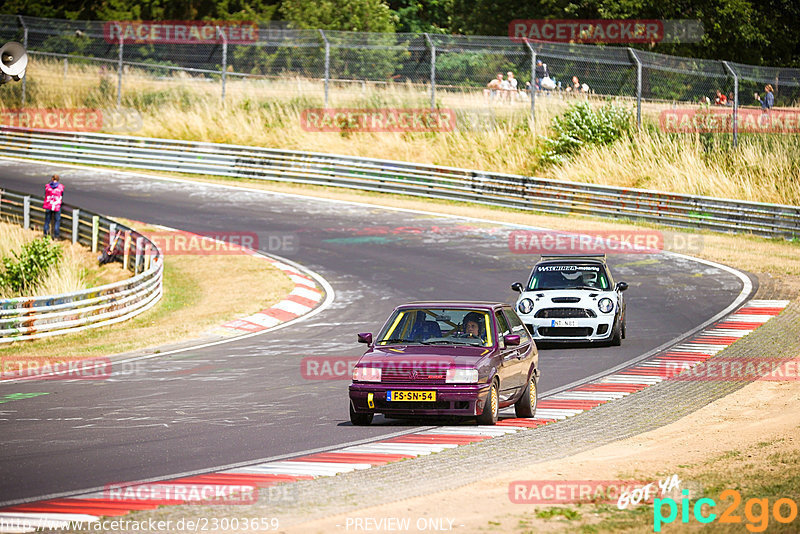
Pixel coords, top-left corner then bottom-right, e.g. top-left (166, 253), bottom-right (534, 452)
top-left (0, 188), bottom-right (163, 343)
top-left (1, 127), bottom-right (798, 239)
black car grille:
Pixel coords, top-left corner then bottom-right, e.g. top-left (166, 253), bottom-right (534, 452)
top-left (551, 297), bottom-right (581, 303)
top-left (538, 327), bottom-right (594, 337)
top-left (375, 399), bottom-right (452, 410)
top-left (535, 307), bottom-right (596, 318)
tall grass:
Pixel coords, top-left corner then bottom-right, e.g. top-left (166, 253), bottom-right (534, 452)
top-left (4, 58), bottom-right (800, 205)
top-left (0, 222), bottom-right (128, 298)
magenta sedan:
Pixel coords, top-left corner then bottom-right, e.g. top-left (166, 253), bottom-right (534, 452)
top-left (348, 302), bottom-right (539, 426)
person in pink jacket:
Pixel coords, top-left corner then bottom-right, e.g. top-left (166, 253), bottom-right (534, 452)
top-left (43, 174), bottom-right (64, 239)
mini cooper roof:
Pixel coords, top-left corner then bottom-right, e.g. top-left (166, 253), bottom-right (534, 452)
top-left (537, 254), bottom-right (608, 264)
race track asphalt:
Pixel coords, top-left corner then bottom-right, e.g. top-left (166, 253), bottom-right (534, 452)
top-left (0, 160), bottom-right (751, 504)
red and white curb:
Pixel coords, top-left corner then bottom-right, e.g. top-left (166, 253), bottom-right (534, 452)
top-left (138, 223), bottom-right (326, 337)
top-left (0, 299), bottom-right (788, 531)
top-left (212, 257), bottom-right (324, 336)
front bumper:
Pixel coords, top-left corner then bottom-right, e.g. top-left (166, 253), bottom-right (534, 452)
top-left (521, 316), bottom-right (615, 342)
top-left (349, 383), bottom-right (492, 416)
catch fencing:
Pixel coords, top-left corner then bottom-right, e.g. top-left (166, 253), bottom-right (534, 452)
top-left (1, 127), bottom-right (797, 240)
top-left (0, 187), bottom-right (163, 343)
top-left (1, 16), bottom-right (800, 143)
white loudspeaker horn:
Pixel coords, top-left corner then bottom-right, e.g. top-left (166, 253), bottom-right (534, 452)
top-left (0, 42), bottom-right (28, 82)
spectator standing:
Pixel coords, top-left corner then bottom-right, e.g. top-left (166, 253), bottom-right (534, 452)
top-left (755, 84), bottom-right (774, 110)
top-left (499, 73), bottom-right (512, 102)
top-left (43, 174), bottom-right (64, 239)
top-left (535, 60), bottom-right (548, 90)
top-left (506, 71), bottom-right (519, 100)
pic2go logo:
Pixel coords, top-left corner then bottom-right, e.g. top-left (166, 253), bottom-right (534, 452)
top-left (654, 489), bottom-right (799, 532)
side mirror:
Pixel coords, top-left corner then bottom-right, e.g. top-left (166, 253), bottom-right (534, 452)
top-left (615, 281), bottom-right (629, 292)
top-left (357, 332), bottom-right (373, 345)
top-left (511, 282), bottom-right (524, 293)
top-left (503, 334), bottom-right (521, 346)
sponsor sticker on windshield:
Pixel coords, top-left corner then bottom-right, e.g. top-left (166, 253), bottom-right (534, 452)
top-left (537, 265), bottom-right (600, 272)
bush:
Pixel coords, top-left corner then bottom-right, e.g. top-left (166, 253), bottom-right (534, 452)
top-left (0, 237), bottom-right (63, 295)
top-left (541, 102), bottom-right (633, 165)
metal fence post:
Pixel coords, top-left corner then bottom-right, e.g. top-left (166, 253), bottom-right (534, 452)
top-left (319, 29), bottom-right (330, 108)
top-left (144, 243), bottom-right (152, 271)
top-left (18, 16), bottom-right (27, 105)
top-left (627, 48), bottom-right (642, 128)
top-left (424, 33), bottom-right (436, 109)
top-left (218, 26), bottom-right (227, 102)
top-left (117, 35), bottom-right (123, 106)
top-left (23, 196), bottom-right (30, 229)
top-left (135, 236), bottom-right (143, 274)
top-left (91, 215), bottom-right (99, 252)
top-left (523, 40), bottom-right (536, 131)
top-left (123, 231), bottom-right (131, 270)
top-left (722, 61), bottom-right (739, 147)
top-left (71, 208), bottom-right (80, 244)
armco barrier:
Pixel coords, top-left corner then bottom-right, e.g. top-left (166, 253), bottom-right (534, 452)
top-left (1, 128), bottom-right (799, 238)
top-left (0, 188), bottom-right (163, 343)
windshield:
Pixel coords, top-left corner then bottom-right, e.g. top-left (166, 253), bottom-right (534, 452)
top-left (376, 308), bottom-right (493, 347)
top-left (528, 263), bottom-right (609, 290)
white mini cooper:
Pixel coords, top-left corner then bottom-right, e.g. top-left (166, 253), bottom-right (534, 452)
top-left (511, 255), bottom-right (628, 345)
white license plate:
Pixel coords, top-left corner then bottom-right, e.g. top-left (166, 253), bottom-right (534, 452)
top-left (551, 319), bottom-right (578, 327)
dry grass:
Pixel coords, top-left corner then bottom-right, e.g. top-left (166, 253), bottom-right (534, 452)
top-left (8, 57), bottom-right (799, 206)
top-left (0, 221), bottom-right (129, 298)
top-left (0, 219), bottom-right (295, 358)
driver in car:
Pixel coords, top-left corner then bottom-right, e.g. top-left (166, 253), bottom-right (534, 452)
top-left (462, 312), bottom-right (486, 341)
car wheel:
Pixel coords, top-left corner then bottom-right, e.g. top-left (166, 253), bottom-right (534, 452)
top-left (610, 318), bottom-right (622, 346)
top-left (349, 402), bottom-right (373, 426)
top-left (476, 381), bottom-right (499, 425)
top-left (514, 372), bottom-right (538, 418)
top-left (622, 317), bottom-right (627, 339)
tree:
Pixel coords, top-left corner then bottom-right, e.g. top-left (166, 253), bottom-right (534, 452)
top-left (280, 0), bottom-right (397, 32)
top-left (389, 0), bottom-right (453, 33)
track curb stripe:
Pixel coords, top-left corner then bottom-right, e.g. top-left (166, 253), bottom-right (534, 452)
top-left (0, 299), bottom-right (788, 531)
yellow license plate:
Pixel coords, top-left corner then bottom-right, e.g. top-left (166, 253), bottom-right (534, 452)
top-left (387, 390), bottom-right (436, 402)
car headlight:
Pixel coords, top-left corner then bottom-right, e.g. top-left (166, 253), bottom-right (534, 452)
top-left (598, 298), bottom-right (614, 313)
top-left (352, 367), bottom-right (381, 382)
top-left (518, 298), bottom-right (534, 315)
top-left (446, 368), bottom-right (479, 384)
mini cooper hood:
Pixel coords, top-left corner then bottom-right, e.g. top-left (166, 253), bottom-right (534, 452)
top-left (520, 288), bottom-right (614, 301)
top-left (359, 344), bottom-right (492, 367)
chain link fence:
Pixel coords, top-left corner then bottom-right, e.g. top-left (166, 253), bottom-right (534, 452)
top-left (2, 15), bottom-right (800, 142)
